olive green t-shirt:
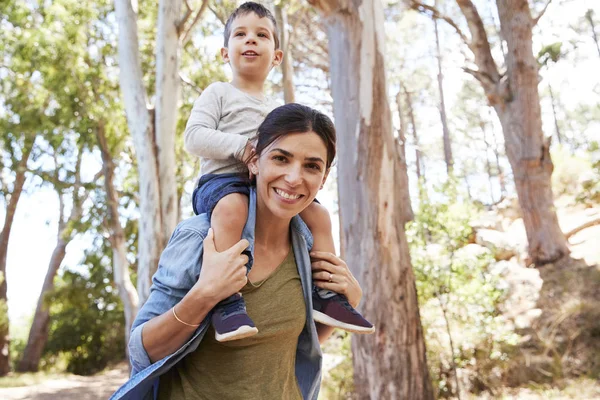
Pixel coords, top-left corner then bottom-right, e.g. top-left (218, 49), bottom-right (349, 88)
top-left (158, 249), bottom-right (306, 400)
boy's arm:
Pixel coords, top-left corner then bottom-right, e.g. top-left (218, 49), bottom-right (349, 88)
top-left (184, 84), bottom-right (249, 161)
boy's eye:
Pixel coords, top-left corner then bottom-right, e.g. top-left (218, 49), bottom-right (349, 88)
top-left (235, 32), bottom-right (245, 37)
top-left (258, 33), bottom-right (268, 38)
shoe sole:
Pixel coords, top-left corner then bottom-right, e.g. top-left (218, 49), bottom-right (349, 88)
top-left (215, 326), bottom-right (259, 342)
top-left (313, 311), bottom-right (376, 334)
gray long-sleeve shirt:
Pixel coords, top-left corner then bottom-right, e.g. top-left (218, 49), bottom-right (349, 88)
top-left (184, 82), bottom-right (280, 176)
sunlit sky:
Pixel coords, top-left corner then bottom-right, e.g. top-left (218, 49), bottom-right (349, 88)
top-left (1, 0), bottom-right (599, 330)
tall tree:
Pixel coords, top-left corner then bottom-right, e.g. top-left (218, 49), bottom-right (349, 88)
top-left (309, 0), bottom-right (434, 397)
top-left (114, 0), bottom-right (195, 305)
top-left (18, 141), bottom-right (98, 372)
top-left (433, 0), bottom-right (453, 173)
top-left (413, 0), bottom-right (569, 264)
top-left (275, 1), bottom-right (296, 103)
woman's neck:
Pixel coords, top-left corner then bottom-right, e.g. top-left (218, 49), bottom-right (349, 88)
top-left (254, 209), bottom-right (292, 251)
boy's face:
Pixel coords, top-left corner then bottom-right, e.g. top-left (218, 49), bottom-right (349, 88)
top-left (221, 12), bottom-right (283, 81)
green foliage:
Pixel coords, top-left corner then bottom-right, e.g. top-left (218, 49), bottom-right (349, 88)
top-left (43, 240), bottom-right (126, 376)
top-left (407, 180), bottom-right (519, 397)
top-left (576, 141), bottom-right (600, 205)
top-left (320, 332), bottom-right (354, 400)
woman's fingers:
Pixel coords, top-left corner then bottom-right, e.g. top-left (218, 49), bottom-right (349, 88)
top-left (310, 251), bottom-right (341, 265)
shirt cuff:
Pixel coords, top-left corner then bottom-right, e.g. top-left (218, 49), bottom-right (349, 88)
top-left (128, 323), bottom-right (152, 373)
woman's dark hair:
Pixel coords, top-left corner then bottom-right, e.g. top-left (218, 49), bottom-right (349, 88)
top-left (253, 103), bottom-right (336, 169)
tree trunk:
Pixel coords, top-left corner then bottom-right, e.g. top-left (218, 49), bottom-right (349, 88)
top-left (275, 4), bottom-right (295, 104)
top-left (17, 237), bottom-right (67, 372)
top-left (96, 123), bottom-right (139, 359)
top-left (309, 0), bottom-right (434, 398)
top-left (395, 91), bottom-right (414, 224)
top-left (403, 86), bottom-right (422, 182)
top-left (585, 9), bottom-right (600, 59)
top-left (0, 141), bottom-right (34, 376)
top-left (548, 85), bottom-right (562, 145)
top-left (433, 1), bottom-right (453, 174)
top-left (155, 0), bottom-right (181, 241)
top-left (494, 0), bottom-right (568, 264)
top-left (455, 0), bottom-right (568, 264)
top-left (481, 122), bottom-right (496, 203)
top-left (115, 0), bottom-right (165, 305)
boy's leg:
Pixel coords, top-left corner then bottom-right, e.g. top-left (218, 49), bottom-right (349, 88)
top-left (300, 202), bottom-right (375, 334)
top-left (210, 193), bottom-right (258, 342)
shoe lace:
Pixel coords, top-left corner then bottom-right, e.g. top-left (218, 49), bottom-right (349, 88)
top-left (222, 300), bottom-right (245, 317)
top-left (337, 295), bottom-right (359, 314)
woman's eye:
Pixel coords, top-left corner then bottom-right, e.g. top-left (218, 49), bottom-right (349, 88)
top-left (306, 164), bottom-right (322, 171)
top-left (273, 155), bottom-right (286, 162)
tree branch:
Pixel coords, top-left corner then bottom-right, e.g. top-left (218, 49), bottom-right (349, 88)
top-left (410, 1), bottom-right (470, 46)
top-left (532, 0), bottom-right (553, 26)
top-left (180, 0), bottom-right (210, 45)
top-left (566, 216), bottom-right (600, 240)
top-left (180, 72), bottom-right (203, 94)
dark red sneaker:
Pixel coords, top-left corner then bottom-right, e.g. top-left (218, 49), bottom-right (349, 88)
top-left (312, 292), bottom-right (375, 334)
top-left (211, 293), bottom-right (258, 342)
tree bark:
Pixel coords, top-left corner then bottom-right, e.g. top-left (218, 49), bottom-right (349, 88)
top-left (494, 0), bottom-right (568, 264)
top-left (309, 0), bottom-right (433, 397)
top-left (433, 1), bottom-right (453, 174)
top-left (395, 91), bottom-right (414, 224)
top-left (17, 237), bottom-right (67, 372)
top-left (0, 140), bottom-right (34, 376)
top-left (275, 4), bottom-right (296, 104)
top-left (481, 122), bottom-right (496, 203)
top-left (455, 0), bottom-right (568, 264)
top-left (115, 0), bottom-right (165, 305)
top-left (96, 122), bottom-right (139, 359)
top-left (155, 0), bottom-right (181, 242)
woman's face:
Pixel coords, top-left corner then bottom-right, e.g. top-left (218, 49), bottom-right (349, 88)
top-left (249, 130), bottom-right (329, 221)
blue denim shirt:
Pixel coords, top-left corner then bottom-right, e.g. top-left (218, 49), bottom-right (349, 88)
top-left (110, 187), bottom-right (322, 400)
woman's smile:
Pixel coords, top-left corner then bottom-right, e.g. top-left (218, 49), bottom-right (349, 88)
top-left (273, 187), bottom-right (304, 203)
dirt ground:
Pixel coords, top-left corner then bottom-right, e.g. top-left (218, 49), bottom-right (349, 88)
top-left (0, 363), bottom-right (128, 400)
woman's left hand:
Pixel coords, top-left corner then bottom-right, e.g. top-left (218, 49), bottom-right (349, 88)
top-left (310, 251), bottom-right (362, 308)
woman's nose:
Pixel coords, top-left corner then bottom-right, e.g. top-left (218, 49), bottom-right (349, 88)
top-left (284, 165), bottom-right (303, 186)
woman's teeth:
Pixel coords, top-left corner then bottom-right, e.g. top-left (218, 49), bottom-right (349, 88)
top-left (275, 188), bottom-right (301, 199)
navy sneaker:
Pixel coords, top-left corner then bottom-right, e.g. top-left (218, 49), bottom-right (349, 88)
top-left (212, 293), bottom-right (258, 342)
top-left (312, 291), bottom-right (375, 334)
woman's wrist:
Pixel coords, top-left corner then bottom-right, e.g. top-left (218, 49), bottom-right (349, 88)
top-left (176, 286), bottom-right (218, 326)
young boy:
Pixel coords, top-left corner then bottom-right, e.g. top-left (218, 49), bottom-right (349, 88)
top-left (184, 2), bottom-right (374, 342)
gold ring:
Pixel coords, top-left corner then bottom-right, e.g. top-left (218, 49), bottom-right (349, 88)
top-left (328, 273), bottom-right (334, 283)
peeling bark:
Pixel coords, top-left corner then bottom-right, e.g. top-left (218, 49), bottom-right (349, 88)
top-left (309, 0), bottom-right (433, 397)
top-left (115, 0), bottom-right (171, 304)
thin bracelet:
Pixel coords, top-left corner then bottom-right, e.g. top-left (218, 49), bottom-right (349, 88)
top-left (172, 305), bottom-right (200, 328)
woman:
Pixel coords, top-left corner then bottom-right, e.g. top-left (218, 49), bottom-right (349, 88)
top-left (110, 104), bottom-right (364, 400)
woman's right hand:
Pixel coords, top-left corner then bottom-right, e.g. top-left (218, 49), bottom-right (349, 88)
top-left (192, 228), bottom-right (250, 306)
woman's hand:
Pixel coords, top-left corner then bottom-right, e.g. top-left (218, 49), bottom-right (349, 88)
top-left (310, 251), bottom-right (362, 308)
top-left (192, 228), bottom-right (250, 306)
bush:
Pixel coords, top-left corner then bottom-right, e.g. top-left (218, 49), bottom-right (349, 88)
top-left (43, 244), bottom-right (126, 375)
top-left (407, 180), bottom-right (519, 397)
